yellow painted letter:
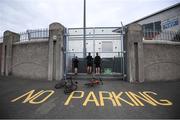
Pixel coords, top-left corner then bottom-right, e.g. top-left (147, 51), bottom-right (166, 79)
top-left (143, 91), bottom-right (173, 106)
top-left (83, 91), bottom-right (100, 106)
top-left (128, 92), bottom-right (157, 106)
top-left (112, 92), bottom-right (135, 106)
top-left (11, 90), bottom-right (44, 103)
top-left (29, 90), bottom-right (54, 104)
top-left (64, 91), bottom-right (84, 105)
top-left (99, 91), bottom-right (116, 106)
top-left (125, 92), bottom-right (140, 106)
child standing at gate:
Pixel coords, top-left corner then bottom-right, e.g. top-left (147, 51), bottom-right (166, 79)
top-left (72, 56), bottom-right (79, 75)
top-left (86, 52), bottom-right (93, 74)
top-left (94, 52), bottom-right (101, 75)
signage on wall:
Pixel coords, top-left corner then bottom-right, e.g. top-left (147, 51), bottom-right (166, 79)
top-left (162, 17), bottom-right (179, 30)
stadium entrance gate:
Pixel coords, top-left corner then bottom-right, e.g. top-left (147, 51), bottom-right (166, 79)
top-left (64, 27), bottom-right (126, 80)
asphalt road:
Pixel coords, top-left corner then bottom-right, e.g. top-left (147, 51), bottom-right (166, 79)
top-left (0, 76), bottom-right (180, 119)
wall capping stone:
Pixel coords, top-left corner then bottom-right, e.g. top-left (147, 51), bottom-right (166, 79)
top-left (13, 40), bottom-right (48, 45)
top-left (143, 40), bottom-right (180, 45)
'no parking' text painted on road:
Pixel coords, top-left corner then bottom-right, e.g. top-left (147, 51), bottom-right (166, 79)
top-left (11, 90), bottom-right (54, 104)
top-left (11, 90), bottom-right (173, 107)
top-left (64, 91), bottom-right (173, 107)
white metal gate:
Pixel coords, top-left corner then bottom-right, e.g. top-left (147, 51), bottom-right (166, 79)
top-left (64, 27), bottom-right (126, 79)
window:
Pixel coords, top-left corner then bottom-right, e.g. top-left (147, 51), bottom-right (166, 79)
top-left (102, 41), bottom-right (113, 52)
top-left (142, 21), bottom-right (161, 32)
top-left (155, 21), bottom-right (161, 31)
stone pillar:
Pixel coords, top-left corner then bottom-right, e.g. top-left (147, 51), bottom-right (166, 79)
top-left (125, 24), bottom-right (144, 83)
top-left (48, 22), bottom-right (65, 81)
top-left (1, 31), bottom-right (20, 76)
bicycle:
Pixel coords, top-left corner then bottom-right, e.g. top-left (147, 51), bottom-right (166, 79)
top-left (54, 76), bottom-right (78, 95)
top-left (64, 76), bottom-right (78, 95)
top-left (84, 76), bottom-right (103, 87)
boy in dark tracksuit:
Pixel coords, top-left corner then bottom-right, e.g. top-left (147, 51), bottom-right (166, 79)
top-left (86, 52), bottom-right (93, 74)
top-left (94, 52), bottom-right (101, 75)
top-left (73, 56), bottom-right (79, 75)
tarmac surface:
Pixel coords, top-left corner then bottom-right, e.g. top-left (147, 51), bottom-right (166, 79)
top-left (0, 76), bottom-right (180, 119)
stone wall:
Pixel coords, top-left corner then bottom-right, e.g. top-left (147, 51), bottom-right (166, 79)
top-left (143, 40), bottom-right (180, 81)
top-left (1, 22), bottom-right (65, 81)
top-left (125, 24), bottom-right (180, 83)
top-left (2, 23), bottom-right (180, 82)
top-left (12, 41), bottom-right (49, 80)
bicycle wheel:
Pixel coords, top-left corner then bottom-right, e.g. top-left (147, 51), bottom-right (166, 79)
top-left (72, 84), bottom-right (78, 91)
top-left (64, 88), bottom-right (72, 95)
top-left (64, 84), bottom-right (78, 95)
top-left (54, 81), bottom-right (65, 89)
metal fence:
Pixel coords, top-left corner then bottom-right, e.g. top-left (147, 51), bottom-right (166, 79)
top-left (65, 27), bottom-right (126, 75)
top-left (143, 30), bottom-right (180, 41)
top-left (0, 28), bottom-right (49, 43)
top-left (19, 28), bottom-right (49, 42)
top-left (66, 27), bottom-right (124, 58)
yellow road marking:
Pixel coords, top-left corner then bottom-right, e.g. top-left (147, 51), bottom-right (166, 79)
top-left (143, 91), bottom-right (173, 106)
top-left (83, 91), bottom-right (100, 106)
top-left (99, 91), bottom-right (117, 106)
top-left (29, 90), bottom-right (54, 104)
top-left (125, 92), bottom-right (139, 106)
top-left (64, 91), bottom-right (173, 107)
top-left (64, 91), bottom-right (84, 105)
top-left (128, 92), bottom-right (157, 106)
top-left (11, 90), bottom-right (173, 107)
top-left (11, 90), bottom-right (54, 104)
top-left (112, 92), bottom-right (135, 106)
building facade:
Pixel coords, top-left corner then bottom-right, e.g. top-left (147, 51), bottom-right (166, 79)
top-left (132, 3), bottom-right (180, 32)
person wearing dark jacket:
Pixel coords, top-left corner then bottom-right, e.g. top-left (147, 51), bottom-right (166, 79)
top-left (86, 52), bottom-right (93, 74)
top-left (94, 52), bottom-right (101, 74)
top-left (73, 56), bottom-right (79, 75)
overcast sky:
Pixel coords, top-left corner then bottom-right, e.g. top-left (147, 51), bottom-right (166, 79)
top-left (0, 0), bottom-right (179, 36)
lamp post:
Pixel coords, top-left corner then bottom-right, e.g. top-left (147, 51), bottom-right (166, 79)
top-left (83, 0), bottom-right (86, 58)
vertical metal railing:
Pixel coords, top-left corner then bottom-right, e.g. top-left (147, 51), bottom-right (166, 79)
top-left (121, 22), bottom-right (126, 80)
top-left (143, 29), bottom-right (180, 41)
top-left (18, 28), bottom-right (49, 42)
top-left (64, 28), bottom-right (68, 80)
top-left (93, 28), bottom-right (95, 58)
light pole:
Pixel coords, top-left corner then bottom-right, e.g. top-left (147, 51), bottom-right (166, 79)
top-left (83, 0), bottom-right (86, 58)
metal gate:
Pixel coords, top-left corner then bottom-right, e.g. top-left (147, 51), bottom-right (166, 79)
top-left (64, 27), bottom-right (126, 79)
